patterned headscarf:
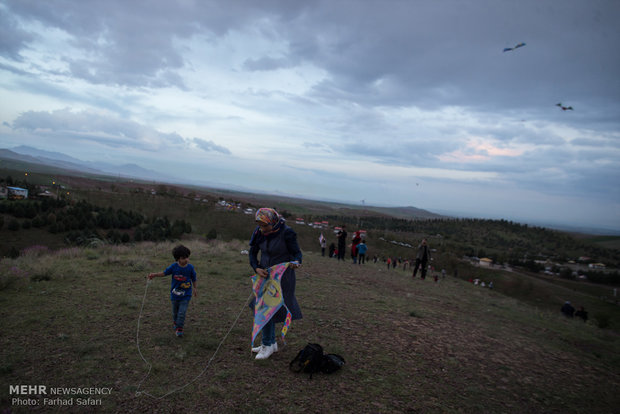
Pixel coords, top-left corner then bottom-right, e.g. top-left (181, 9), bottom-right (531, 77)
top-left (250, 208), bottom-right (285, 245)
top-left (255, 208), bottom-right (280, 226)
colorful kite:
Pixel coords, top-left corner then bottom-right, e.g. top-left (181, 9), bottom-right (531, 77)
top-left (503, 42), bottom-right (526, 52)
top-left (556, 103), bottom-right (574, 111)
top-left (250, 262), bottom-right (296, 348)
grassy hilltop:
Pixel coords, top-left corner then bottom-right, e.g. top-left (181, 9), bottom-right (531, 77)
top-left (1, 240), bottom-right (619, 413)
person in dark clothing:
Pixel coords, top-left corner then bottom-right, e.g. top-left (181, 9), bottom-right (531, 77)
top-left (328, 242), bottom-right (336, 258)
top-left (351, 230), bottom-right (362, 263)
top-left (249, 208), bottom-right (302, 360)
top-left (561, 301), bottom-right (575, 318)
top-left (337, 225), bottom-right (347, 261)
top-left (575, 306), bottom-right (588, 322)
top-left (412, 239), bottom-right (431, 279)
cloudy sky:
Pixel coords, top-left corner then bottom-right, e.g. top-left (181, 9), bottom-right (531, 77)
top-left (1, 0), bottom-right (619, 231)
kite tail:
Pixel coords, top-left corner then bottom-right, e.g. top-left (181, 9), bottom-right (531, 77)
top-left (280, 307), bottom-right (293, 344)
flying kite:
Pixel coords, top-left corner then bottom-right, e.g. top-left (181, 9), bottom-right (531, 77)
top-left (556, 103), bottom-right (574, 111)
top-left (503, 42), bottom-right (526, 52)
top-left (250, 261), bottom-right (297, 349)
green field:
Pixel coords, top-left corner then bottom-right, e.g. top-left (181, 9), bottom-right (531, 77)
top-left (1, 240), bottom-right (619, 413)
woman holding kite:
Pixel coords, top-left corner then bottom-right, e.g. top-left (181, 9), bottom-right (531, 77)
top-left (249, 208), bottom-right (303, 360)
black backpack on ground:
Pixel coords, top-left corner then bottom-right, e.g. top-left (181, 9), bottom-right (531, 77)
top-left (321, 353), bottom-right (345, 374)
top-left (289, 343), bottom-right (345, 378)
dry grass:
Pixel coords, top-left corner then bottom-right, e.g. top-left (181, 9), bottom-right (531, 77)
top-left (1, 240), bottom-right (619, 413)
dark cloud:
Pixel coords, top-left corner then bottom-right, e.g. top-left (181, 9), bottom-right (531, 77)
top-left (0, 7), bottom-right (33, 60)
top-left (192, 138), bottom-right (231, 154)
top-left (9, 109), bottom-right (231, 155)
top-left (243, 56), bottom-right (292, 72)
top-left (10, 109), bottom-right (189, 151)
top-left (1, 0), bottom-right (312, 88)
top-left (3, 0), bottom-right (619, 116)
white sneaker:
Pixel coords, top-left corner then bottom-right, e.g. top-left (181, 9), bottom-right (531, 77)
top-left (255, 343), bottom-right (276, 360)
top-left (252, 342), bottom-right (278, 353)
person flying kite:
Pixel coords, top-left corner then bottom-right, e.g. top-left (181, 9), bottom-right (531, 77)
top-left (503, 42), bottom-right (526, 52)
top-left (248, 207), bottom-right (303, 360)
top-left (250, 262), bottom-right (297, 353)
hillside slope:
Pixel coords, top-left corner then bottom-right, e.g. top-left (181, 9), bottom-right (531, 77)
top-left (1, 241), bottom-right (618, 413)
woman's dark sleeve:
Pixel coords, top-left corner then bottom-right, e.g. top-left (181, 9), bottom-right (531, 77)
top-left (249, 244), bottom-right (260, 271)
top-left (284, 228), bottom-right (303, 264)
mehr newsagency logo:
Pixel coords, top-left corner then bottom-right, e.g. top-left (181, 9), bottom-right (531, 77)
top-left (9, 384), bottom-right (113, 407)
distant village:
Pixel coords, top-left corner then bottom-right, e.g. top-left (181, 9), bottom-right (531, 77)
top-left (1, 185), bottom-right (60, 201)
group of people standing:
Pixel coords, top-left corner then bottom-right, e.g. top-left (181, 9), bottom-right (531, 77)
top-left (324, 227), bottom-right (433, 278)
top-left (321, 225), bottom-right (368, 264)
top-left (331, 225), bottom-right (368, 264)
top-left (384, 239), bottom-right (433, 280)
top-left (561, 301), bottom-right (588, 322)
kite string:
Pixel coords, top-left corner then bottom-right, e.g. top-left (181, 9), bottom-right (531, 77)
top-left (135, 277), bottom-right (253, 400)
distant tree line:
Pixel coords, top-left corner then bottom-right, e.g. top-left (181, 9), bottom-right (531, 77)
top-left (580, 270), bottom-right (620, 285)
top-left (0, 199), bottom-right (191, 246)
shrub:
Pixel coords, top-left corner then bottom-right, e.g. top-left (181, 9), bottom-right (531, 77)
top-left (31, 271), bottom-right (52, 282)
top-left (32, 215), bottom-right (47, 228)
top-left (206, 228), bottom-right (218, 240)
top-left (0, 265), bottom-right (28, 291)
top-left (7, 219), bottom-right (20, 231)
top-left (21, 245), bottom-right (50, 257)
top-left (593, 312), bottom-right (611, 329)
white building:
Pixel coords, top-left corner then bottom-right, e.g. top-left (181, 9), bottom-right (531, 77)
top-left (7, 186), bottom-right (28, 199)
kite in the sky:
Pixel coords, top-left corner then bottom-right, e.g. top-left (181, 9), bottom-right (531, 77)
top-left (503, 42), bottom-right (526, 52)
top-left (250, 262), bottom-right (296, 349)
top-left (556, 103), bottom-right (574, 111)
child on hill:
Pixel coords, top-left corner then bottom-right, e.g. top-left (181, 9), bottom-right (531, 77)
top-left (148, 245), bottom-right (198, 337)
top-left (356, 240), bottom-right (368, 264)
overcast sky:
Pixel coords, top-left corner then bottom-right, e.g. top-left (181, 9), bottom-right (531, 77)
top-left (1, 0), bottom-right (619, 231)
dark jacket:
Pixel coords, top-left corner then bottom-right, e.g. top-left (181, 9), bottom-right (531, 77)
top-left (249, 224), bottom-right (303, 322)
top-left (416, 243), bottom-right (431, 262)
top-left (337, 230), bottom-right (347, 248)
top-left (561, 302), bottom-right (575, 317)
